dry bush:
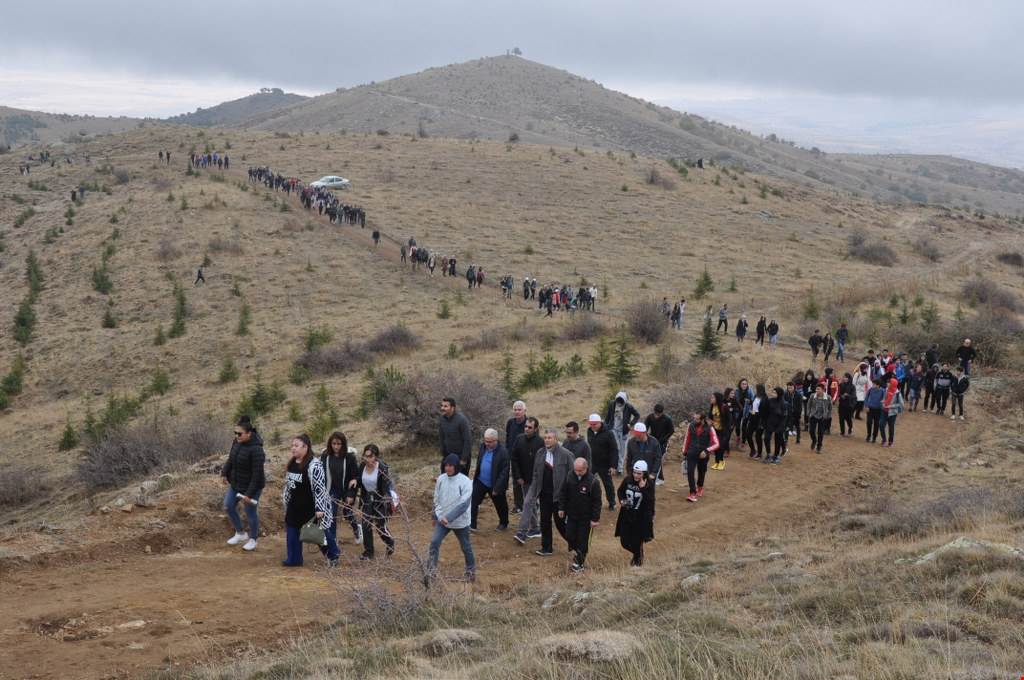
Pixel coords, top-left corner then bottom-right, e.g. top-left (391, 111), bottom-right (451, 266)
top-left (644, 166), bottom-right (676, 190)
top-left (378, 370), bottom-right (506, 445)
top-left (155, 238), bottom-right (182, 261)
top-left (207, 236), bottom-right (244, 254)
top-left (848, 229), bottom-right (899, 267)
top-left (562, 316), bottom-right (605, 341)
top-left (648, 364), bottom-right (718, 422)
top-left (961, 278), bottom-right (1021, 312)
top-left (996, 251), bottom-right (1024, 267)
top-left (867, 486), bottom-right (1024, 539)
top-left (462, 320), bottom-right (536, 353)
top-left (76, 414), bottom-right (226, 490)
top-left (0, 466), bottom-right (52, 508)
top-left (364, 324), bottom-right (421, 355)
top-left (628, 299), bottom-right (667, 344)
top-left (914, 235), bottom-right (941, 262)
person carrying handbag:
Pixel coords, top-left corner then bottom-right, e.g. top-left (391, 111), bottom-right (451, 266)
top-left (281, 434), bottom-right (332, 567)
top-left (351, 444), bottom-right (397, 560)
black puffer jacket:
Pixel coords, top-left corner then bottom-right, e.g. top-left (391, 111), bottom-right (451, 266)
top-left (222, 431), bottom-right (266, 497)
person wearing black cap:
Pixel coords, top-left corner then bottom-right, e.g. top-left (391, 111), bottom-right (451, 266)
top-left (427, 454), bottom-right (475, 583)
top-left (615, 460), bottom-right (655, 566)
top-left (643, 404), bottom-right (675, 484)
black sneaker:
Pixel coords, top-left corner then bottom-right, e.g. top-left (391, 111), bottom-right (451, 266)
top-left (570, 563), bottom-right (584, 573)
top-left (386, 545), bottom-right (395, 557)
top-left (526, 530), bottom-right (542, 540)
top-left (535, 549), bottom-right (553, 557)
top-left (514, 532), bottom-right (527, 545)
top-left (496, 524), bottom-right (508, 532)
top-left (511, 507), bottom-right (522, 515)
top-left (359, 553), bottom-right (373, 561)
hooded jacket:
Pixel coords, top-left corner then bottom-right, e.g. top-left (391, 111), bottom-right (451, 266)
top-left (222, 431), bottom-right (266, 497)
top-left (853, 367), bottom-right (872, 402)
top-left (433, 471), bottom-right (473, 529)
top-left (605, 391), bottom-right (640, 436)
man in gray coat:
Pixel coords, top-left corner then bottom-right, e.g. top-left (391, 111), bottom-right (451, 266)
top-left (439, 397), bottom-right (473, 474)
top-left (514, 428), bottom-right (572, 556)
top-left (561, 421), bottom-right (592, 469)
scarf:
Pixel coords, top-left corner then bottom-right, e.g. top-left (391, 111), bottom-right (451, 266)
top-left (882, 378), bottom-right (900, 409)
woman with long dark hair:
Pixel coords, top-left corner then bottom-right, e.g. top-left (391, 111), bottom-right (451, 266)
top-left (320, 431), bottom-right (362, 563)
top-left (837, 373), bottom-right (856, 436)
top-left (735, 378), bottom-right (753, 452)
top-left (222, 415), bottom-right (265, 552)
top-left (709, 392), bottom-right (731, 470)
top-left (761, 387), bottom-right (787, 464)
top-left (745, 384), bottom-right (767, 458)
top-left (352, 444), bottom-right (396, 560)
top-left (281, 434), bottom-right (332, 567)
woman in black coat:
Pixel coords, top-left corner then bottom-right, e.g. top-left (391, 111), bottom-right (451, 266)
top-left (615, 460), bottom-right (656, 567)
top-left (350, 444), bottom-right (396, 560)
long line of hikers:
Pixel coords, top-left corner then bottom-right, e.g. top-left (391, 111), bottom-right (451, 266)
top-left (219, 337), bottom-right (974, 581)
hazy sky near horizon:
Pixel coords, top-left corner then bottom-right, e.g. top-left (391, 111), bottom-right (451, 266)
top-left (2, 0), bottom-right (1022, 166)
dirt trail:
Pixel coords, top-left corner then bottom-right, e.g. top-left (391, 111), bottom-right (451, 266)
top-left (0, 363), bottom-right (958, 679)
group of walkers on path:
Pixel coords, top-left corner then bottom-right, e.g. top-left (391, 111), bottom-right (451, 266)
top-left (220, 333), bottom-right (973, 579)
top-left (191, 152), bottom-right (229, 170)
top-left (246, 165), bottom-right (367, 227)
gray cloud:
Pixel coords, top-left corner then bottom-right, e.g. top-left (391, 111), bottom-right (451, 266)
top-left (2, 0), bottom-right (1022, 104)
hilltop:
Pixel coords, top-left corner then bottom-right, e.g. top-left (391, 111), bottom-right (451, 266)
top-left (165, 88), bottom-right (308, 127)
top-left (0, 105), bottom-right (142, 150)
top-left (237, 55), bottom-right (1024, 215)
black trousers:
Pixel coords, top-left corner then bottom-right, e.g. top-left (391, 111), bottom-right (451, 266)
top-left (951, 394), bottom-right (965, 416)
top-left (619, 528), bottom-right (644, 566)
top-left (471, 478), bottom-right (509, 529)
top-left (596, 469), bottom-right (616, 508)
top-left (854, 400), bottom-right (864, 419)
top-left (866, 408), bottom-right (882, 442)
top-left (539, 492), bottom-right (566, 552)
top-left (685, 452), bottom-right (709, 493)
top-left (565, 517), bottom-right (593, 566)
top-left (809, 417), bottom-right (827, 450)
top-left (361, 506), bottom-right (394, 557)
top-left (717, 318), bottom-right (728, 333)
top-left (513, 481), bottom-right (525, 512)
top-left (934, 389), bottom-right (950, 414)
top-left (839, 409), bottom-right (854, 435)
top-left (923, 387), bottom-right (934, 411)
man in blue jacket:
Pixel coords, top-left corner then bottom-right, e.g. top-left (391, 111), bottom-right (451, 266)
top-left (470, 429), bottom-right (510, 531)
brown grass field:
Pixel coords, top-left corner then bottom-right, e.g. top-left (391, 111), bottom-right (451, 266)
top-left (0, 125), bottom-right (1022, 679)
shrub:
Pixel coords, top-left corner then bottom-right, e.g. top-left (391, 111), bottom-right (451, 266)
top-left (0, 466), bottom-right (51, 507)
top-left (146, 367), bottom-right (172, 397)
top-left (802, 287), bottom-right (821, 321)
top-left (960, 277), bottom-right (1021, 312)
top-left (606, 335), bottom-right (638, 388)
top-left (364, 324), bottom-right (420, 355)
top-left (218, 357), bottom-right (240, 384)
top-left (297, 325), bottom-right (420, 377)
top-left (1, 354), bottom-right (27, 396)
top-left (13, 298), bottom-right (35, 345)
top-left (58, 420), bottom-right (79, 451)
top-left (628, 299), bottom-right (667, 344)
top-left (589, 337), bottom-right (613, 371)
top-left (289, 363), bottom-right (311, 385)
top-left (169, 282), bottom-right (188, 338)
top-left (207, 236), bottom-right (243, 255)
top-left (437, 300), bottom-right (451, 319)
top-left (91, 263), bottom-right (113, 295)
top-left (914, 236), bottom-right (941, 262)
top-left (996, 252), bottom-right (1023, 267)
top-left (77, 415), bottom-right (226, 490)
top-left (693, 316), bottom-right (723, 360)
top-left (156, 239), bottom-right (182, 261)
top-left (25, 250), bottom-right (44, 299)
top-left (562, 316), bottom-right (605, 341)
top-left (153, 325), bottom-right (167, 346)
top-left (377, 370), bottom-right (505, 446)
top-left (235, 374), bottom-right (287, 419)
top-left (564, 354), bottom-right (586, 377)
top-left (303, 325), bottom-right (333, 352)
top-left (307, 384), bottom-right (341, 443)
top-left (236, 302), bottom-right (251, 336)
top-left (356, 366), bottom-right (406, 419)
top-left (13, 207), bottom-right (36, 228)
top-left (644, 167), bottom-right (676, 190)
top-left (848, 229), bottom-right (898, 266)
top-left (693, 268), bottom-right (714, 300)
top-left (101, 305), bottom-right (117, 328)
top-left (649, 367), bottom-right (718, 422)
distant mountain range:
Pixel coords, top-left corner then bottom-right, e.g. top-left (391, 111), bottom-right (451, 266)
top-left (164, 88), bottom-right (308, 127)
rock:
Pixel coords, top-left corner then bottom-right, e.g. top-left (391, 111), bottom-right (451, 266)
top-left (147, 520), bottom-right (167, 530)
top-left (404, 628), bottom-right (483, 657)
top-left (541, 593), bottom-right (559, 610)
top-left (120, 504), bottom-right (135, 513)
top-left (135, 494), bottom-right (155, 508)
top-left (538, 630), bottom-right (640, 662)
top-left (37, 523), bottom-right (63, 534)
top-left (114, 497), bottom-right (127, 507)
top-left (157, 473), bottom-right (174, 492)
top-left (127, 642), bottom-right (146, 650)
top-left (99, 506), bottom-right (112, 514)
top-left (681, 573), bottom-right (707, 587)
top-left (92, 388), bottom-right (104, 396)
top-left (908, 536), bottom-right (1024, 566)
top-left (116, 620), bottom-right (146, 630)
top-left (767, 552), bottom-right (785, 560)
top-left (140, 480), bottom-right (160, 495)
top-left (144, 545), bottom-right (152, 554)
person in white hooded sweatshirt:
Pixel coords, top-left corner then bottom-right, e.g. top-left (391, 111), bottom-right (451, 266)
top-left (426, 454), bottom-right (475, 583)
top-left (604, 391), bottom-right (640, 474)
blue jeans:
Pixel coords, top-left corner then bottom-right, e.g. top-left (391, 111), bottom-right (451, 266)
top-left (837, 340), bottom-right (845, 362)
top-left (284, 525), bottom-right (303, 566)
top-left (224, 487), bottom-right (261, 537)
top-left (321, 499), bottom-right (341, 562)
top-left (427, 524), bottom-right (475, 577)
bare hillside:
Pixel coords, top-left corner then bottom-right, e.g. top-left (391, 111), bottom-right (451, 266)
top-left (165, 89), bottom-right (308, 127)
top-left (0, 106), bottom-right (142, 150)
top-left (241, 56), bottom-right (1024, 215)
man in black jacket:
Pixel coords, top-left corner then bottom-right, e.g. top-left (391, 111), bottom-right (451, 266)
top-left (558, 457), bottom-right (602, 572)
top-left (505, 400), bottom-right (528, 447)
top-left (933, 363), bottom-right (955, 415)
top-left (955, 338), bottom-right (977, 375)
top-left (439, 397), bottom-right (473, 474)
top-left (643, 404), bottom-right (675, 484)
top-left (605, 391), bottom-right (640, 473)
top-left (587, 414), bottom-right (619, 511)
top-left (510, 417), bottom-right (542, 527)
top-left (562, 421), bottom-right (592, 468)
top-left (222, 416), bottom-right (265, 552)
top-left (950, 366), bottom-right (970, 420)
top-left (471, 429), bottom-right (510, 530)
top-left (625, 423), bottom-right (663, 480)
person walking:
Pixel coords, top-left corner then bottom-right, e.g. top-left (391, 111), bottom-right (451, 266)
top-left (950, 366), bottom-right (970, 420)
top-left (670, 302), bottom-right (682, 330)
top-left (708, 392), bottom-right (731, 470)
top-left (864, 379), bottom-right (886, 443)
top-left (427, 455), bottom-right (476, 583)
top-left (439, 397), bottom-right (472, 474)
top-left (558, 457), bottom-right (602, 572)
top-left (933, 363), bottom-right (955, 415)
top-left (320, 432), bottom-right (362, 561)
top-left (470, 429), bottom-right (510, 531)
top-left (907, 363), bottom-right (925, 412)
top-left (624, 423), bottom-right (663, 483)
top-left (642, 405), bottom-right (675, 484)
top-left (767, 319), bottom-right (780, 348)
top-left (562, 421), bottom-right (592, 469)
top-left (222, 415), bottom-right (265, 552)
top-left (835, 323), bottom-right (849, 362)
top-left (605, 391), bottom-right (640, 473)
top-left (806, 384), bottom-right (832, 453)
top-left (194, 266), bottom-right (205, 286)
top-left (786, 381), bottom-right (804, 446)
top-left (808, 329), bottom-right (824, 362)
top-left (716, 304), bottom-right (729, 334)
top-left (880, 378), bottom-right (904, 446)
top-left (505, 400), bottom-right (528, 447)
top-left (744, 384), bottom-right (767, 459)
top-left (853, 362), bottom-right (871, 420)
top-left (735, 315), bottom-right (748, 343)
top-left (281, 434), bottom-right (332, 567)
top-left (587, 413), bottom-right (619, 512)
top-left (682, 413), bottom-right (719, 502)
top-left (761, 387), bottom-right (787, 464)
top-left (755, 316), bottom-right (767, 345)
top-left (352, 444), bottom-right (396, 560)
top-left (837, 373), bottom-right (856, 436)
top-left (955, 339), bottom-right (977, 375)
top-left (822, 332), bottom-right (835, 365)
top-left (615, 460), bottom-right (655, 567)
top-left (509, 417), bottom-right (542, 520)
top-left (513, 428), bottom-right (572, 556)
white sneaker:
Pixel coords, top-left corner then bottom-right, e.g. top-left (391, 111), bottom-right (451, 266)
top-left (959, 416), bottom-right (965, 421)
top-left (950, 415), bottom-right (956, 420)
top-left (655, 479), bottom-right (665, 486)
top-left (354, 524), bottom-right (364, 545)
top-left (227, 532), bottom-right (248, 546)
top-left (242, 538), bottom-right (258, 551)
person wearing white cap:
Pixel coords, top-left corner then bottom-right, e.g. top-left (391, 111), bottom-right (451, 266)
top-left (586, 413), bottom-right (618, 510)
top-left (624, 422), bottom-right (662, 484)
top-left (615, 460), bottom-right (655, 567)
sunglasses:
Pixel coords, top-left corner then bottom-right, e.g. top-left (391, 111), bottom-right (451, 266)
top-left (233, 431), bottom-right (245, 437)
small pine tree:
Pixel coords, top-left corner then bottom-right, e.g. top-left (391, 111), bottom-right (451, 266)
top-left (565, 354), bottom-right (586, 377)
top-left (693, 267), bottom-right (714, 300)
top-left (802, 287), bottom-right (820, 320)
top-left (308, 384), bottom-right (340, 442)
top-left (692, 316), bottom-right (723, 360)
top-left (728, 275), bottom-right (737, 292)
top-left (589, 337), bottom-right (613, 371)
top-left (169, 282), bottom-right (188, 338)
top-left (102, 305), bottom-right (117, 328)
top-left (537, 354), bottom-right (562, 384)
top-left (153, 324), bottom-right (167, 346)
top-left (606, 335), bottom-right (638, 388)
top-left (218, 357), bottom-right (240, 383)
top-left (236, 302), bottom-right (251, 336)
top-left (498, 348), bottom-right (518, 399)
top-left (954, 303), bottom-right (965, 322)
top-left (147, 367), bottom-right (171, 396)
top-left (437, 300), bottom-right (451, 319)
top-left (920, 302), bottom-right (939, 332)
top-left (58, 419), bottom-right (79, 451)
top-left (519, 351), bottom-right (544, 391)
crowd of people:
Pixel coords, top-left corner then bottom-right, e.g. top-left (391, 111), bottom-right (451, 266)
top-left (246, 165), bottom-right (367, 227)
top-left (219, 333), bottom-right (974, 580)
top-left (190, 151), bottom-right (230, 170)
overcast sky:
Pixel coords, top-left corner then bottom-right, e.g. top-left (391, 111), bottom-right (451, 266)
top-left (2, 0), bottom-right (1022, 167)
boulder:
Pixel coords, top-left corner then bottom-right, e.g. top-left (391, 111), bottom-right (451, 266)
top-left (908, 536), bottom-right (1024, 566)
top-left (538, 630), bottom-right (639, 662)
top-left (157, 473), bottom-right (174, 492)
top-left (404, 628), bottom-right (483, 657)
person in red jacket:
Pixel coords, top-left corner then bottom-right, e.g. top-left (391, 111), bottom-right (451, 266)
top-left (681, 413), bottom-right (720, 503)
